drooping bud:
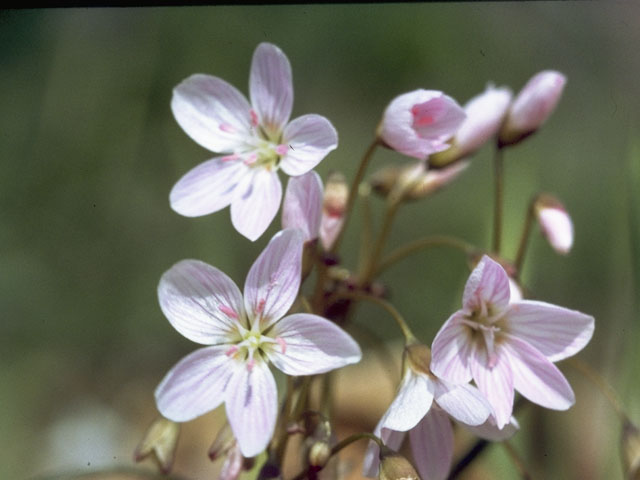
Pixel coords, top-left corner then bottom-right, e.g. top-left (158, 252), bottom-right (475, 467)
top-left (534, 194), bottom-right (573, 255)
top-left (377, 89), bottom-right (466, 160)
top-left (405, 343), bottom-right (432, 377)
top-left (134, 416), bottom-right (180, 474)
top-left (499, 70), bottom-right (566, 147)
top-left (208, 422), bottom-right (235, 461)
top-left (378, 445), bottom-right (421, 480)
top-left (430, 85), bottom-right (512, 167)
top-left (621, 418), bottom-right (640, 480)
top-left (308, 441), bottom-right (332, 469)
top-left (320, 172), bottom-right (348, 250)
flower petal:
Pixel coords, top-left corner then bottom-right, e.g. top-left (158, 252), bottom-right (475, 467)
top-left (471, 345), bottom-right (514, 429)
top-left (225, 360), bottom-right (277, 457)
top-left (244, 229), bottom-right (304, 330)
top-left (434, 380), bottom-right (491, 426)
top-left (502, 334), bottom-right (575, 410)
top-left (463, 415), bottom-right (519, 441)
top-left (506, 300), bottom-right (594, 362)
top-left (267, 313), bottom-right (361, 375)
top-left (410, 408), bottom-right (454, 480)
top-left (170, 157), bottom-right (249, 218)
top-left (379, 371), bottom-right (435, 432)
top-left (230, 168), bottom-right (282, 241)
top-left (430, 311), bottom-right (474, 384)
top-left (155, 345), bottom-right (234, 422)
top-left (249, 43), bottom-right (293, 139)
top-left (158, 259), bottom-right (244, 344)
top-left (172, 74), bottom-right (253, 153)
top-left (362, 419), bottom-right (406, 477)
top-left (280, 114), bottom-right (338, 176)
top-left (462, 255), bottom-right (510, 315)
top-left (281, 171), bottom-right (323, 241)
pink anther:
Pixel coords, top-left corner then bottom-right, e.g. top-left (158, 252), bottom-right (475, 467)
top-left (246, 357), bottom-right (255, 372)
top-left (275, 337), bottom-right (287, 354)
top-left (219, 123), bottom-right (236, 133)
top-left (411, 105), bottom-right (434, 126)
top-left (250, 109), bottom-right (259, 127)
top-left (225, 345), bottom-right (239, 357)
top-left (221, 154), bottom-right (240, 162)
top-left (219, 305), bottom-right (238, 319)
top-left (274, 144), bottom-right (289, 156)
top-left (256, 298), bottom-right (266, 315)
top-left (243, 153), bottom-right (258, 166)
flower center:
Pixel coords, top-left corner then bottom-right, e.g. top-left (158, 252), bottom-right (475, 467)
top-left (460, 310), bottom-right (504, 368)
top-left (226, 328), bottom-right (287, 372)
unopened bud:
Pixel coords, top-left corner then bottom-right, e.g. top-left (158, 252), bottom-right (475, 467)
top-left (621, 418), bottom-right (640, 480)
top-left (534, 194), bottom-right (573, 255)
top-left (430, 85), bottom-right (512, 167)
top-left (405, 343), bottom-right (432, 377)
top-left (320, 172), bottom-right (348, 250)
top-left (378, 446), bottom-right (421, 480)
top-left (209, 422), bottom-right (235, 461)
top-left (499, 70), bottom-right (566, 147)
top-left (309, 441), bottom-right (332, 469)
top-left (134, 416), bottom-right (180, 474)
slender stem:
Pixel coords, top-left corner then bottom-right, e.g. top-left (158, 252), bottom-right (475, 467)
top-left (329, 291), bottom-right (416, 344)
top-left (493, 145), bottom-right (505, 254)
top-left (291, 376), bottom-right (313, 421)
top-left (514, 198), bottom-right (536, 276)
top-left (502, 441), bottom-right (533, 480)
top-left (375, 235), bottom-right (477, 276)
top-left (566, 357), bottom-right (625, 419)
top-left (357, 183), bottom-right (374, 275)
top-left (330, 138), bottom-right (380, 255)
top-left (360, 196), bottom-right (402, 283)
top-left (272, 375), bottom-right (296, 465)
top-left (447, 439), bottom-right (489, 479)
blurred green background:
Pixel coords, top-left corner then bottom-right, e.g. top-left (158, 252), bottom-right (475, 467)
top-left (1, 4), bottom-right (639, 479)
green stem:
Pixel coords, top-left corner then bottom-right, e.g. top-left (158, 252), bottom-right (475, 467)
top-left (357, 183), bottom-right (375, 276)
top-left (493, 145), bottom-right (505, 254)
top-left (360, 196), bottom-right (402, 283)
top-left (330, 139), bottom-right (380, 255)
top-left (502, 441), bottom-right (533, 480)
top-left (375, 235), bottom-right (477, 276)
top-left (330, 291), bottom-right (416, 344)
top-left (272, 375), bottom-right (296, 466)
top-left (514, 197), bottom-right (536, 276)
top-left (566, 357), bottom-right (625, 419)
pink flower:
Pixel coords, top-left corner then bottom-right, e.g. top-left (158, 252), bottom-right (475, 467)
top-left (362, 344), bottom-right (492, 480)
top-left (535, 195), bottom-right (573, 255)
top-left (154, 229), bottom-right (361, 457)
top-left (281, 171), bottom-right (323, 243)
top-left (431, 255), bottom-right (594, 428)
top-left (170, 43), bottom-right (338, 241)
top-left (319, 172), bottom-right (348, 250)
top-left (378, 90), bottom-right (466, 160)
top-left (499, 70), bottom-right (566, 146)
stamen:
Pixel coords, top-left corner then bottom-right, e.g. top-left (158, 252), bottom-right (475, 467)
top-left (274, 144), bottom-right (289, 156)
top-left (219, 123), bottom-right (236, 134)
top-left (221, 154), bottom-right (240, 162)
top-left (246, 357), bottom-right (255, 372)
top-left (243, 153), bottom-right (258, 166)
top-left (275, 337), bottom-right (287, 354)
top-left (225, 345), bottom-right (239, 357)
top-left (250, 110), bottom-right (259, 127)
top-left (256, 298), bottom-right (266, 315)
top-left (219, 305), bottom-right (238, 319)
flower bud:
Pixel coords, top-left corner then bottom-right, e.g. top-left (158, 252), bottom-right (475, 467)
top-left (499, 70), bottom-right (566, 147)
top-left (209, 422), bottom-right (235, 461)
top-left (378, 89), bottom-right (466, 160)
top-left (534, 194), bottom-right (573, 255)
top-left (134, 416), bottom-right (180, 474)
top-left (378, 446), bottom-right (421, 480)
top-left (430, 85), bottom-right (512, 167)
top-left (621, 418), bottom-right (640, 480)
top-left (308, 441), bottom-right (332, 469)
top-left (320, 172), bottom-right (348, 250)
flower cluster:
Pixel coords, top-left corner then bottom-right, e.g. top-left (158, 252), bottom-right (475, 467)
top-left (138, 42), bottom-right (601, 480)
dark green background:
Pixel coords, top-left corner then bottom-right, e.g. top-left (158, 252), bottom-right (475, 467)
top-left (1, 4), bottom-right (638, 479)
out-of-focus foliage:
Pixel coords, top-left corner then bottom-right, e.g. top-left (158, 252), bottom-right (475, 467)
top-left (1, 5), bottom-right (638, 479)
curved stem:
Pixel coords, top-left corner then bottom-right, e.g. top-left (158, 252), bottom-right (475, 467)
top-left (514, 197), bottom-right (536, 276)
top-left (502, 441), bottom-right (533, 480)
top-left (272, 375), bottom-right (296, 465)
top-left (566, 357), bottom-right (625, 419)
top-left (357, 183), bottom-right (374, 275)
top-left (330, 291), bottom-right (416, 344)
top-left (330, 138), bottom-right (380, 255)
top-left (375, 235), bottom-right (477, 276)
top-left (493, 145), bottom-right (505, 254)
top-left (360, 196), bottom-right (402, 283)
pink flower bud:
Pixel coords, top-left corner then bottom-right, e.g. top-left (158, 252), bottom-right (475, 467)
top-left (535, 194), bottom-right (574, 255)
top-left (378, 89), bottom-right (466, 159)
top-left (320, 172), bottom-right (348, 250)
top-left (499, 71), bottom-right (566, 146)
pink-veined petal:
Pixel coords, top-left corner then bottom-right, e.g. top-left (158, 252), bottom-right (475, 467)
top-left (281, 171), bottom-right (323, 241)
top-left (267, 313), bottom-right (361, 375)
top-left (155, 345), bottom-right (235, 422)
top-left (462, 255), bottom-right (511, 315)
top-left (434, 380), bottom-right (491, 426)
top-left (280, 114), bottom-right (338, 176)
top-left (249, 43), bottom-right (293, 139)
top-left (219, 443), bottom-right (243, 480)
top-left (506, 300), bottom-right (594, 362)
top-left (463, 415), bottom-right (519, 441)
top-left (170, 157), bottom-right (249, 218)
top-left (471, 345), bottom-right (514, 429)
top-left (225, 360), bottom-right (277, 458)
top-left (230, 168), bottom-right (282, 241)
top-left (537, 205), bottom-right (573, 254)
top-left (502, 334), bottom-right (575, 410)
top-left (158, 260), bottom-right (244, 344)
top-left (430, 311), bottom-right (474, 384)
top-left (362, 419), bottom-right (406, 478)
top-left (172, 74), bottom-right (253, 153)
top-left (244, 229), bottom-right (304, 330)
top-left (378, 371), bottom-right (435, 432)
top-left (410, 408), bottom-right (454, 480)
